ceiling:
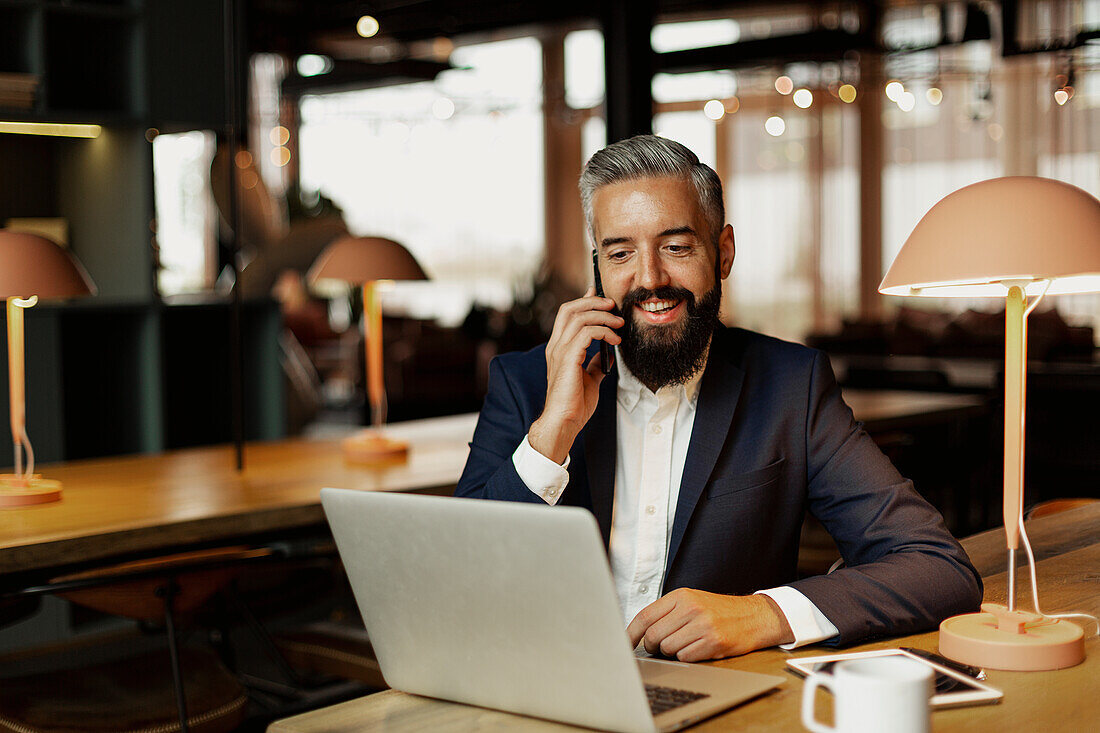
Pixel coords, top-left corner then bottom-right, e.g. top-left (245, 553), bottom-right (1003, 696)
top-left (246, 0), bottom-right (823, 57)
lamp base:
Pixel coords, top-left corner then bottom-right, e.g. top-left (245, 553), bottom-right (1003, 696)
top-left (939, 603), bottom-right (1085, 671)
top-left (0, 475), bottom-right (62, 507)
top-left (341, 430), bottom-right (408, 465)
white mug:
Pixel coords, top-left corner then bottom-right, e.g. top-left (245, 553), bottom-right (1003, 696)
top-left (801, 656), bottom-right (933, 733)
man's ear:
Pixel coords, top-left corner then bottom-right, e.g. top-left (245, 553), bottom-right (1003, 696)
top-left (717, 224), bottom-right (735, 280)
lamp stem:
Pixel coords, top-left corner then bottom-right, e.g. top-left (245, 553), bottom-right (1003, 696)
top-left (7, 297), bottom-right (26, 481)
top-left (5, 294), bottom-right (36, 482)
top-left (362, 282), bottom-right (387, 429)
top-left (1007, 548), bottom-right (1016, 611)
top-left (1003, 285), bottom-right (1027, 612)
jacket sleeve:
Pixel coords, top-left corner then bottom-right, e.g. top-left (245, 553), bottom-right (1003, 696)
top-left (454, 355), bottom-right (547, 503)
top-left (787, 351), bottom-right (983, 645)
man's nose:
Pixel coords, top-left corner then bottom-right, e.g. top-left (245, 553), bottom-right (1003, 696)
top-left (635, 250), bottom-right (670, 291)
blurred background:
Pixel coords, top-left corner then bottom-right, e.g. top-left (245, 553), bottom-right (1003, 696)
top-left (1, 1), bottom-right (1098, 727)
top-left (0, 0), bottom-right (1097, 459)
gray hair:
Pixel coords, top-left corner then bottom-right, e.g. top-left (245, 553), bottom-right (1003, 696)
top-left (578, 135), bottom-right (725, 245)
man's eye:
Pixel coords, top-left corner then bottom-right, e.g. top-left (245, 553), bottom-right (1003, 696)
top-left (666, 243), bottom-right (692, 254)
top-left (608, 250), bottom-right (630, 261)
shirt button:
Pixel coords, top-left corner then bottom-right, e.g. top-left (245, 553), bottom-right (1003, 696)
top-left (639, 585), bottom-right (649, 594)
top-left (651, 424), bottom-right (662, 434)
top-left (547, 489), bottom-right (557, 498)
top-left (645, 504), bottom-right (656, 515)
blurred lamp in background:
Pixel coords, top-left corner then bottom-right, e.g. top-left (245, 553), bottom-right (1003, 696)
top-left (308, 236), bottom-right (427, 463)
top-left (0, 230), bottom-right (96, 506)
top-left (880, 176), bottom-right (1100, 670)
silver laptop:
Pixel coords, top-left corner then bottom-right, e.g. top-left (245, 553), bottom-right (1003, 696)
top-left (320, 489), bottom-right (784, 733)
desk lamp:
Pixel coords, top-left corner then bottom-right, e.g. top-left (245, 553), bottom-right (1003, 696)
top-left (880, 177), bottom-right (1100, 670)
top-left (0, 230), bottom-right (96, 506)
top-left (308, 236), bottom-right (427, 463)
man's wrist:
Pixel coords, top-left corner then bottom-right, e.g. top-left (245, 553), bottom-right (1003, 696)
top-left (755, 594), bottom-right (795, 647)
top-left (528, 415), bottom-right (576, 465)
top-left (755, 587), bottom-right (838, 649)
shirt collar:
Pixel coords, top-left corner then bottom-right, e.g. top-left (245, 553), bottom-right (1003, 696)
top-left (615, 344), bottom-right (707, 413)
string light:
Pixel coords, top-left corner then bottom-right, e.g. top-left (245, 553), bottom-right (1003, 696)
top-left (297, 55), bottom-right (333, 77)
top-left (703, 100), bottom-right (725, 120)
top-left (1054, 61), bottom-right (1076, 106)
top-left (269, 126), bottom-right (290, 146)
top-left (885, 81), bottom-right (904, 102)
top-left (927, 87), bottom-right (943, 105)
top-left (774, 76), bottom-right (794, 95)
top-left (898, 91), bottom-right (916, 112)
top-left (356, 15), bottom-right (380, 38)
top-left (792, 89), bottom-right (813, 108)
top-left (838, 84), bottom-right (857, 103)
top-left (765, 115), bottom-right (786, 136)
top-left (271, 147), bottom-right (291, 167)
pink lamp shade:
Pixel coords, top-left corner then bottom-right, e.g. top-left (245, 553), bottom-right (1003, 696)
top-left (307, 236), bottom-right (426, 286)
top-left (0, 230), bottom-right (97, 299)
top-left (880, 177), bottom-right (1100, 297)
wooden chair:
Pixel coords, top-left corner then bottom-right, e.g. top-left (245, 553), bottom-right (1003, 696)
top-left (1, 546), bottom-right (273, 733)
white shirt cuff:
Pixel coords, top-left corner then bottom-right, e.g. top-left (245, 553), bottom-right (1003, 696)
top-left (755, 586), bottom-right (840, 649)
top-left (512, 435), bottom-right (570, 505)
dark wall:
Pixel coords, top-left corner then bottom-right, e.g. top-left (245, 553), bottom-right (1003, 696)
top-left (0, 136), bottom-right (57, 222)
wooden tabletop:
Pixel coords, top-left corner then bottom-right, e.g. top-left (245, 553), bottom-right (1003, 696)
top-left (0, 390), bottom-right (986, 581)
top-left (0, 413), bottom-right (478, 578)
top-left (268, 503), bottom-right (1100, 732)
top-left (841, 388), bottom-right (987, 432)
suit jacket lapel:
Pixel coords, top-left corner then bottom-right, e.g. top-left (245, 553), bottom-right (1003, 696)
top-left (583, 368), bottom-right (618, 549)
top-left (665, 331), bottom-right (745, 579)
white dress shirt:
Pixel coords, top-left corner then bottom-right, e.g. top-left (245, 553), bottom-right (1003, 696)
top-left (511, 348), bottom-right (839, 649)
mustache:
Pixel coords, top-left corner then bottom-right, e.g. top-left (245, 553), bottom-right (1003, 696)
top-left (618, 286), bottom-right (695, 314)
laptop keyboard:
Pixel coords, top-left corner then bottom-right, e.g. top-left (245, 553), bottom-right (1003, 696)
top-left (645, 684), bottom-right (710, 715)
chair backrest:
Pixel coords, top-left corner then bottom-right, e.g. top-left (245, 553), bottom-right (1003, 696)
top-left (52, 546), bottom-right (273, 622)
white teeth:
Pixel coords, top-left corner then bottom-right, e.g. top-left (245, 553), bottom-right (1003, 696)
top-left (640, 300), bottom-right (676, 313)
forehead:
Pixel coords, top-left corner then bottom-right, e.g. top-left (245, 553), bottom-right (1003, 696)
top-left (590, 176), bottom-right (703, 236)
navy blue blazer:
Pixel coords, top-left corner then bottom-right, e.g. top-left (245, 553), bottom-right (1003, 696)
top-left (455, 327), bottom-right (982, 645)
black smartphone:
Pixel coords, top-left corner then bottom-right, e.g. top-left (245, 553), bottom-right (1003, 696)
top-left (591, 250), bottom-right (613, 374)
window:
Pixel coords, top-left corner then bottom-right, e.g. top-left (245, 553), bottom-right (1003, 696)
top-left (298, 37), bottom-right (544, 325)
top-left (153, 130), bottom-right (217, 296)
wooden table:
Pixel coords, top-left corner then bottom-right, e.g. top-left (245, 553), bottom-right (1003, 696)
top-left (841, 388), bottom-right (986, 433)
top-left (0, 390), bottom-right (985, 585)
top-left (0, 414), bottom-right (478, 582)
top-left (268, 504), bottom-right (1100, 732)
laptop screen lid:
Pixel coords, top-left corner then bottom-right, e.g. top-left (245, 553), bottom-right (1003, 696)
top-left (320, 488), bottom-right (656, 732)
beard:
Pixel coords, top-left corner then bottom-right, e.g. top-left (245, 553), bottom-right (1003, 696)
top-left (616, 280), bottom-right (722, 391)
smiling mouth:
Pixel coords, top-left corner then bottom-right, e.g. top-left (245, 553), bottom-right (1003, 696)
top-left (637, 299), bottom-right (680, 314)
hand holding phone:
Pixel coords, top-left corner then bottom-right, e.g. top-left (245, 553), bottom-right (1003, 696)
top-left (527, 260), bottom-right (622, 464)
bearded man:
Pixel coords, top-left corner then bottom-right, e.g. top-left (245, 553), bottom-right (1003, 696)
top-left (455, 135), bottom-right (981, 661)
